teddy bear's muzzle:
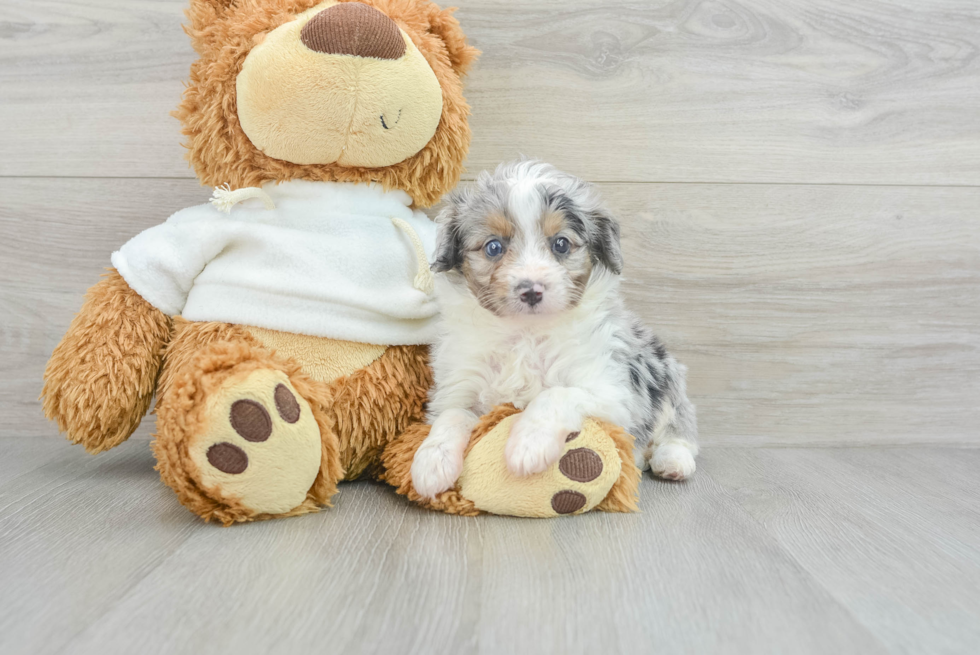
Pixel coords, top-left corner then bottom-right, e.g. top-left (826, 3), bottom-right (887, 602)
top-left (300, 2), bottom-right (406, 60)
top-left (236, 0), bottom-right (443, 168)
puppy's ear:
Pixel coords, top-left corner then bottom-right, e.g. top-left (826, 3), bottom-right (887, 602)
top-left (431, 205), bottom-right (465, 273)
top-left (588, 209), bottom-right (624, 275)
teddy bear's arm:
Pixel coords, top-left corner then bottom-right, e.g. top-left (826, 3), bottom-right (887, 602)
top-left (42, 269), bottom-right (172, 453)
top-left (110, 212), bottom-right (226, 316)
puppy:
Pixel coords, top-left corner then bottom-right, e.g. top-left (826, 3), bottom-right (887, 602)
top-left (411, 159), bottom-right (699, 499)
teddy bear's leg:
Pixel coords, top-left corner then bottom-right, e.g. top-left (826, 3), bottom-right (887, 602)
top-left (320, 344), bottom-right (432, 481)
top-left (380, 406), bottom-right (641, 517)
top-left (152, 320), bottom-right (342, 525)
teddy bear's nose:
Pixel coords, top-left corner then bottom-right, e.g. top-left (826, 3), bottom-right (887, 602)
top-left (300, 2), bottom-right (406, 60)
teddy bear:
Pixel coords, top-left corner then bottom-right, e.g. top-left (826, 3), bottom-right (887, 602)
top-left (42, 0), bottom-right (641, 524)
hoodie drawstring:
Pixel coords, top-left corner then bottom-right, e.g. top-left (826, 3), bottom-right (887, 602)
top-left (390, 217), bottom-right (435, 295)
top-left (210, 184), bottom-right (276, 213)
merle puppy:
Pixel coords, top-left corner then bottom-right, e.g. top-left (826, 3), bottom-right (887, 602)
top-left (411, 159), bottom-right (698, 499)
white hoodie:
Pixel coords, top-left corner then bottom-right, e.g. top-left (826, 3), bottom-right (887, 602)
top-left (111, 180), bottom-right (438, 345)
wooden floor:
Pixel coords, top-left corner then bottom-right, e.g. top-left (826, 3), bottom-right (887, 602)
top-left (0, 438), bottom-right (978, 655)
top-left (2, 0), bottom-right (979, 653)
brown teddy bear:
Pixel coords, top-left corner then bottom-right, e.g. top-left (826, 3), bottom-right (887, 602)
top-left (42, 0), bottom-right (640, 524)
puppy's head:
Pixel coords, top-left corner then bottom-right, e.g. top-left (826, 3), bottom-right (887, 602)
top-left (432, 159), bottom-right (623, 317)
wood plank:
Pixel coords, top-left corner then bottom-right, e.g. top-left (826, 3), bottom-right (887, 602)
top-left (2, 177), bottom-right (977, 445)
top-left (0, 437), bottom-right (71, 482)
top-left (606, 182), bottom-right (980, 445)
top-left (0, 441), bottom-right (197, 655)
top-left (2, 0), bottom-right (979, 184)
top-left (2, 441), bottom-right (978, 654)
top-left (708, 447), bottom-right (980, 655)
top-left (469, 470), bottom-right (885, 655)
top-left (0, 0), bottom-right (192, 179)
top-left (60, 483), bottom-right (484, 655)
top-left (53, 475), bottom-right (885, 654)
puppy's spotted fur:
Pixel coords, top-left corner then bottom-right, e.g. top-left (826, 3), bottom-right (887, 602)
top-left (411, 159), bottom-right (699, 499)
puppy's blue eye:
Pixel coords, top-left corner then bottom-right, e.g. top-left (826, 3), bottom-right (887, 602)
top-left (484, 239), bottom-right (504, 258)
top-left (552, 237), bottom-right (570, 255)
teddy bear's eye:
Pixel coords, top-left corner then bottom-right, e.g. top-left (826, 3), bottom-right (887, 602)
top-left (380, 109), bottom-right (402, 130)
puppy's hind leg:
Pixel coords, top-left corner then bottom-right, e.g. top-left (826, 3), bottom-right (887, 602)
top-left (645, 397), bottom-right (699, 481)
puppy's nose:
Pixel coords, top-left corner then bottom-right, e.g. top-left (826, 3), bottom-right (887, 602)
top-left (517, 282), bottom-right (545, 307)
top-left (300, 2), bottom-right (406, 60)
top-left (520, 289), bottom-right (542, 306)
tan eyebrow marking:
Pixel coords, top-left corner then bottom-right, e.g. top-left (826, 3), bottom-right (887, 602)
top-left (542, 210), bottom-right (565, 237)
top-left (487, 211), bottom-right (515, 238)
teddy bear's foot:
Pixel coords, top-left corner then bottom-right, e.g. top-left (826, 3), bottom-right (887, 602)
top-left (191, 369), bottom-right (322, 514)
top-left (457, 412), bottom-right (637, 517)
top-left (154, 338), bottom-right (341, 525)
top-left (382, 405), bottom-right (641, 517)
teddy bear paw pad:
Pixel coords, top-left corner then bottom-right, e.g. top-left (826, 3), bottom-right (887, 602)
top-left (458, 415), bottom-right (622, 517)
top-left (189, 370), bottom-right (321, 515)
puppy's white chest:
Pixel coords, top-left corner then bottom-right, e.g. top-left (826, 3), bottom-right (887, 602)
top-left (477, 334), bottom-right (562, 412)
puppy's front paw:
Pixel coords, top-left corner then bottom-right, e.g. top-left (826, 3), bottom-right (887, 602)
top-left (412, 442), bottom-right (464, 499)
top-left (505, 413), bottom-right (570, 477)
top-left (649, 442), bottom-right (696, 481)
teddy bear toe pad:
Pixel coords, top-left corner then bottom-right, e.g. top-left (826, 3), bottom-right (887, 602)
top-left (190, 370), bottom-right (321, 516)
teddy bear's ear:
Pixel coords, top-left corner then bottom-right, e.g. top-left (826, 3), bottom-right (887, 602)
top-left (186, 0), bottom-right (237, 32)
top-left (426, 5), bottom-right (480, 76)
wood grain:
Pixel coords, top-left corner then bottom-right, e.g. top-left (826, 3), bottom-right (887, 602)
top-left (0, 440), bottom-right (197, 655)
top-left (468, 469), bottom-right (884, 655)
top-left (709, 447), bottom-right (980, 655)
top-left (3, 1), bottom-right (979, 653)
top-left (2, 444), bottom-right (978, 654)
top-left (605, 182), bottom-right (980, 445)
top-left (3, 177), bottom-right (977, 445)
top-left (2, 0), bottom-right (979, 183)
top-left (0, 0), bottom-right (193, 179)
